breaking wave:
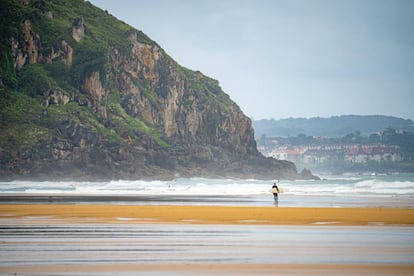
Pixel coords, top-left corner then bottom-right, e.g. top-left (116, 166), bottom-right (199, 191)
top-left (1, 174), bottom-right (414, 197)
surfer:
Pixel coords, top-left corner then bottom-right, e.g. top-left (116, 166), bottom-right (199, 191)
top-left (271, 180), bottom-right (280, 201)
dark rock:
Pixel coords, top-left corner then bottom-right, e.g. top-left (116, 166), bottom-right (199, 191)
top-left (299, 168), bottom-right (320, 180)
top-left (18, 147), bottom-right (33, 160)
top-left (0, 151), bottom-right (12, 165)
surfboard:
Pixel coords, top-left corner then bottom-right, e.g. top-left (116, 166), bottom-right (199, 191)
top-left (269, 187), bottom-right (283, 193)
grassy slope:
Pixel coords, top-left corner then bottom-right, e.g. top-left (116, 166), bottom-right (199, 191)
top-left (0, 0), bottom-right (169, 150)
top-left (0, 0), bottom-right (239, 154)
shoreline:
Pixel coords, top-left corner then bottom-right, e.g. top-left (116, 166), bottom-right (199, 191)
top-left (1, 193), bottom-right (413, 208)
top-left (1, 204), bottom-right (414, 225)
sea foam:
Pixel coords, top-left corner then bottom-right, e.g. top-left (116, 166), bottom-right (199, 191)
top-left (1, 174), bottom-right (414, 197)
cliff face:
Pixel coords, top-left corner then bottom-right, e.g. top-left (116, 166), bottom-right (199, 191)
top-left (0, 0), bottom-right (311, 180)
top-left (111, 32), bottom-right (257, 154)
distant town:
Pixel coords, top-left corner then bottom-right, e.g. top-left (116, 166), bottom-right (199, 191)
top-left (260, 143), bottom-right (401, 165)
top-left (256, 127), bottom-right (414, 173)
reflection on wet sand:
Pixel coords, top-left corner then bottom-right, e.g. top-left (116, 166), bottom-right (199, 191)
top-left (0, 221), bottom-right (413, 275)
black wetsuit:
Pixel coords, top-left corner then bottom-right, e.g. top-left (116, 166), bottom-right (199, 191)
top-left (272, 184), bottom-right (279, 201)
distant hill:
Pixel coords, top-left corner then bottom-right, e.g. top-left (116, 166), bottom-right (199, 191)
top-left (253, 115), bottom-right (414, 138)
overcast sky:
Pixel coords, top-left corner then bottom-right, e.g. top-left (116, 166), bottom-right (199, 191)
top-left (90, 0), bottom-right (414, 120)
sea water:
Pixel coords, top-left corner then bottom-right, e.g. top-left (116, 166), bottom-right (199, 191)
top-left (1, 173), bottom-right (414, 207)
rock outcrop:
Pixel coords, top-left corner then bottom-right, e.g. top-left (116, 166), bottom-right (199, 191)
top-left (0, 0), bottom-right (317, 181)
top-left (81, 71), bottom-right (108, 118)
top-left (71, 17), bottom-right (85, 43)
top-left (11, 19), bottom-right (41, 70)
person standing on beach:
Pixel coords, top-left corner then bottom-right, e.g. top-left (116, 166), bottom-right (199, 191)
top-left (272, 180), bottom-right (280, 202)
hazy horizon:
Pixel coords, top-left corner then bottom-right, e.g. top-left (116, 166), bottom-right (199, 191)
top-left (90, 0), bottom-right (414, 121)
top-left (253, 114), bottom-right (414, 121)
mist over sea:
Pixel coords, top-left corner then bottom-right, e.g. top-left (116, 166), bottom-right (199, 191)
top-left (1, 173), bottom-right (413, 208)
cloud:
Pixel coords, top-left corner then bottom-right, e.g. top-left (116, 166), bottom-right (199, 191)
top-left (90, 0), bottom-right (414, 120)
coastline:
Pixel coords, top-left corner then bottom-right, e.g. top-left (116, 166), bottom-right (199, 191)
top-left (1, 204), bottom-right (413, 225)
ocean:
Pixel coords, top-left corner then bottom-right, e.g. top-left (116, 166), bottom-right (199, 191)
top-left (1, 173), bottom-right (413, 208)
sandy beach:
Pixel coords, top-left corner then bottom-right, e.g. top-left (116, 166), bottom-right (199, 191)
top-left (1, 204), bottom-right (414, 225)
top-left (1, 205), bottom-right (414, 275)
top-left (3, 263), bottom-right (414, 275)
top-left (0, 219), bottom-right (413, 275)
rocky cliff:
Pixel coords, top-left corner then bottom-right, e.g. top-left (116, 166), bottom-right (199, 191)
top-left (0, 0), bottom-right (316, 180)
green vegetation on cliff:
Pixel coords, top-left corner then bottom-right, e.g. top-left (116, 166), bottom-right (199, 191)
top-left (0, 0), bottom-right (302, 180)
top-left (0, 86), bottom-right (50, 147)
top-left (0, 0), bottom-right (167, 148)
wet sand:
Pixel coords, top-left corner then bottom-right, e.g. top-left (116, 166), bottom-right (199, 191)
top-left (2, 193), bottom-right (414, 207)
top-left (3, 263), bottom-right (414, 275)
top-left (1, 205), bottom-right (414, 275)
top-left (1, 204), bottom-right (414, 225)
top-left (0, 222), bottom-right (413, 275)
